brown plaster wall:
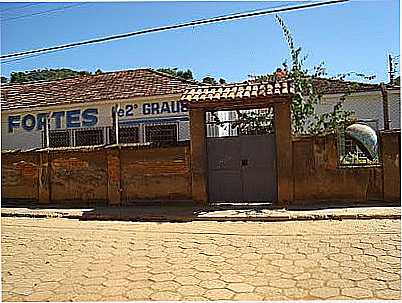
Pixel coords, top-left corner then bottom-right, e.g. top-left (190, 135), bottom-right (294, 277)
top-left (2, 144), bottom-right (192, 204)
top-left (189, 109), bottom-right (208, 204)
top-left (381, 131), bottom-right (401, 202)
top-left (50, 151), bottom-right (108, 203)
top-left (121, 145), bottom-right (191, 202)
top-left (292, 134), bottom-right (384, 203)
top-left (1, 152), bottom-right (39, 200)
top-left (274, 102), bottom-right (293, 205)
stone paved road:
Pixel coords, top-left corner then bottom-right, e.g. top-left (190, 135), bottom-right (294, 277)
top-left (1, 217), bottom-right (401, 301)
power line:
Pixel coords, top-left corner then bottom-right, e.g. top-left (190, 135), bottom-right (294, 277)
top-left (0, 0), bottom-right (348, 62)
top-left (1, 3), bottom-right (87, 23)
top-left (0, 3), bottom-right (40, 13)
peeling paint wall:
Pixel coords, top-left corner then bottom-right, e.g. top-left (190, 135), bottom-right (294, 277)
top-left (1, 153), bottom-right (39, 200)
top-left (2, 144), bottom-right (191, 204)
top-left (121, 146), bottom-right (191, 201)
top-left (292, 132), bottom-right (400, 203)
top-left (381, 131), bottom-right (401, 202)
top-left (50, 151), bottom-right (108, 203)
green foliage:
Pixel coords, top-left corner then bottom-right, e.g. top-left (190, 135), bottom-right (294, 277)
top-left (275, 14), bottom-right (356, 135)
top-left (156, 67), bottom-right (193, 80)
top-left (202, 76), bottom-right (217, 85)
top-left (1, 76), bottom-right (8, 83)
top-left (233, 110), bottom-right (274, 135)
top-left (9, 68), bottom-right (92, 83)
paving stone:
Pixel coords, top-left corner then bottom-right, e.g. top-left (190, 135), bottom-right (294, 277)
top-left (310, 287), bottom-right (340, 299)
top-left (340, 271), bottom-right (369, 281)
top-left (2, 217), bottom-right (401, 302)
top-left (227, 282), bottom-right (255, 293)
top-left (326, 279), bottom-right (355, 288)
top-left (151, 280), bottom-right (180, 291)
top-left (195, 272), bottom-right (220, 281)
top-left (280, 265), bottom-right (305, 274)
top-left (341, 287), bottom-right (373, 299)
top-left (375, 289), bottom-right (401, 300)
top-left (233, 292), bottom-right (265, 300)
top-left (269, 278), bottom-right (296, 288)
top-left (175, 275), bottom-right (200, 286)
top-left (255, 286), bottom-right (282, 296)
top-left (199, 279), bottom-right (226, 289)
top-left (296, 278), bottom-right (325, 289)
top-left (149, 272), bottom-right (175, 282)
top-left (283, 287), bottom-right (309, 299)
top-left (388, 280), bottom-right (401, 291)
top-left (204, 288), bottom-right (235, 300)
top-left (177, 285), bottom-right (205, 296)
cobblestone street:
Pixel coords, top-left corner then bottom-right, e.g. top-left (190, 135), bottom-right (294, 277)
top-left (1, 217), bottom-right (401, 301)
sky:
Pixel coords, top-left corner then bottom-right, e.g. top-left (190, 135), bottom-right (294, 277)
top-left (0, 0), bottom-right (400, 83)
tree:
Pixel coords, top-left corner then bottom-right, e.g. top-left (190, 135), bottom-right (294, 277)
top-left (245, 15), bottom-right (369, 136)
top-left (9, 68), bottom-right (92, 83)
top-left (202, 76), bottom-right (217, 85)
top-left (156, 67), bottom-right (193, 80)
top-left (1, 76), bottom-right (7, 84)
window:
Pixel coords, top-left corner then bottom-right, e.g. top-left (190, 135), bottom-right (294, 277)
top-left (109, 126), bottom-right (139, 144)
top-left (75, 129), bottom-right (104, 146)
top-left (145, 124), bottom-right (177, 145)
top-left (206, 107), bottom-right (275, 138)
top-left (337, 123), bottom-right (380, 166)
top-left (49, 130), bottom-right (70, 148)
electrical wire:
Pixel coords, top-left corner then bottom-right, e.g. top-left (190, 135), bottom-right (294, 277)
top-left (1, 3), bottom-right (87, 22)
top-left (0, 3), bottom-right (40, 13)
top-left (0, 0), bottom-right (348, 63)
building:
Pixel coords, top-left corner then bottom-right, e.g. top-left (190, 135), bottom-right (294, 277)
top-left (1, 68), bottom-right (400, 151)
top-left (313, 78), bottom-right (400, 131)
top-left (1, 69), bottom-right (195, 150)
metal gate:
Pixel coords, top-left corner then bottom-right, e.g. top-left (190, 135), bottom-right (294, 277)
top-left (207, 134), bottom-right (277, 202)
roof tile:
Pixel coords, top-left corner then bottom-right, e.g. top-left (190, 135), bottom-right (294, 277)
top-left (1, 68), bottom-right (195, 111)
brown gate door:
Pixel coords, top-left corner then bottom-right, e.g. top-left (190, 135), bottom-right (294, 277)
top-left (207, 134), bottom-right (277, 202)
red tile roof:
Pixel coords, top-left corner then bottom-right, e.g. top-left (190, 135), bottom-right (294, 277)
top-left (312, 78), bottom-right (381, 95)
top-left (181, 80), bottom-right (294, 103)
top-left (1, 68), bottom-right (195, 111)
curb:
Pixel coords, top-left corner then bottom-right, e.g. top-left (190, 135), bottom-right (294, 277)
top-left (1, 211), bottom-right (401, 222)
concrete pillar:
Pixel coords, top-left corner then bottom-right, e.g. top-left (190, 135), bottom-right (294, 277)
top-left (38, 151), bottom-right (50, 204)
top-left (275, 101), bottom-right (294, 205)
top-left (189, 108), bottom-right (208, 204)
top-left (107, 149), bottom-right (122, 205)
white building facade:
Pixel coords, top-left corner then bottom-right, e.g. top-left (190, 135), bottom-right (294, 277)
top-left (1, 70), bottom-right (400, 151)
top-left (1, 69), bottom-right (194, 151)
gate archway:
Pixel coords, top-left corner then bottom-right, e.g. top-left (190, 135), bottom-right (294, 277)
top-left (181, 80), bottom-right (294, 206)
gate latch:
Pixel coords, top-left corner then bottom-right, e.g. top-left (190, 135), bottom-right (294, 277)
top-left (241, 159), bottom-right (248, 166)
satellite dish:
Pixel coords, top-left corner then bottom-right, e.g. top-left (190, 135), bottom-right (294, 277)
top-left (345, 123), bottom-right (378, 161)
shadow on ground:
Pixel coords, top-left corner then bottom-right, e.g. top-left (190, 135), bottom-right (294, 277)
top-left (1, 198), bottom-right (400, 223)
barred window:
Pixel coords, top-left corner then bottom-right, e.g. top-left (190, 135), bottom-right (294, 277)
top-left (49, 130), bottom-right (70, 148)
top-left (109, 126), bottom-right (139, 144)
top-left (206, 107), bottom-right (274, 138)
top-left (337, 124), bottom-right (380, 166)
top-left (75, 129), bottom-right (104, 146)
top-left (145, 124), bottom-right (177, 145)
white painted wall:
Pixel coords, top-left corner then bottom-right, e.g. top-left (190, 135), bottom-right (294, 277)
top-left (315, 89), bottom-right (400, 131)
top-left (1, 95), bottom-right (190, 151)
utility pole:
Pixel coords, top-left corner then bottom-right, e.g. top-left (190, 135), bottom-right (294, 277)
top-left (380, 83), bottom-right (390, 130)
top-left (388, 54), bottom-right (395, 85)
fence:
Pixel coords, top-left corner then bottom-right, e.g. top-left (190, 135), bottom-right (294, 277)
top-left (2, 131), bottom-right (400, 205)
top-left (292, 130), bottom-right (400, 203)
top-left (2, 142), bottom-right (191, 205)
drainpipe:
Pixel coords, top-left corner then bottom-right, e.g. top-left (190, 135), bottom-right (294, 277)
top-left (380, 83), bottom-right (390, 130)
